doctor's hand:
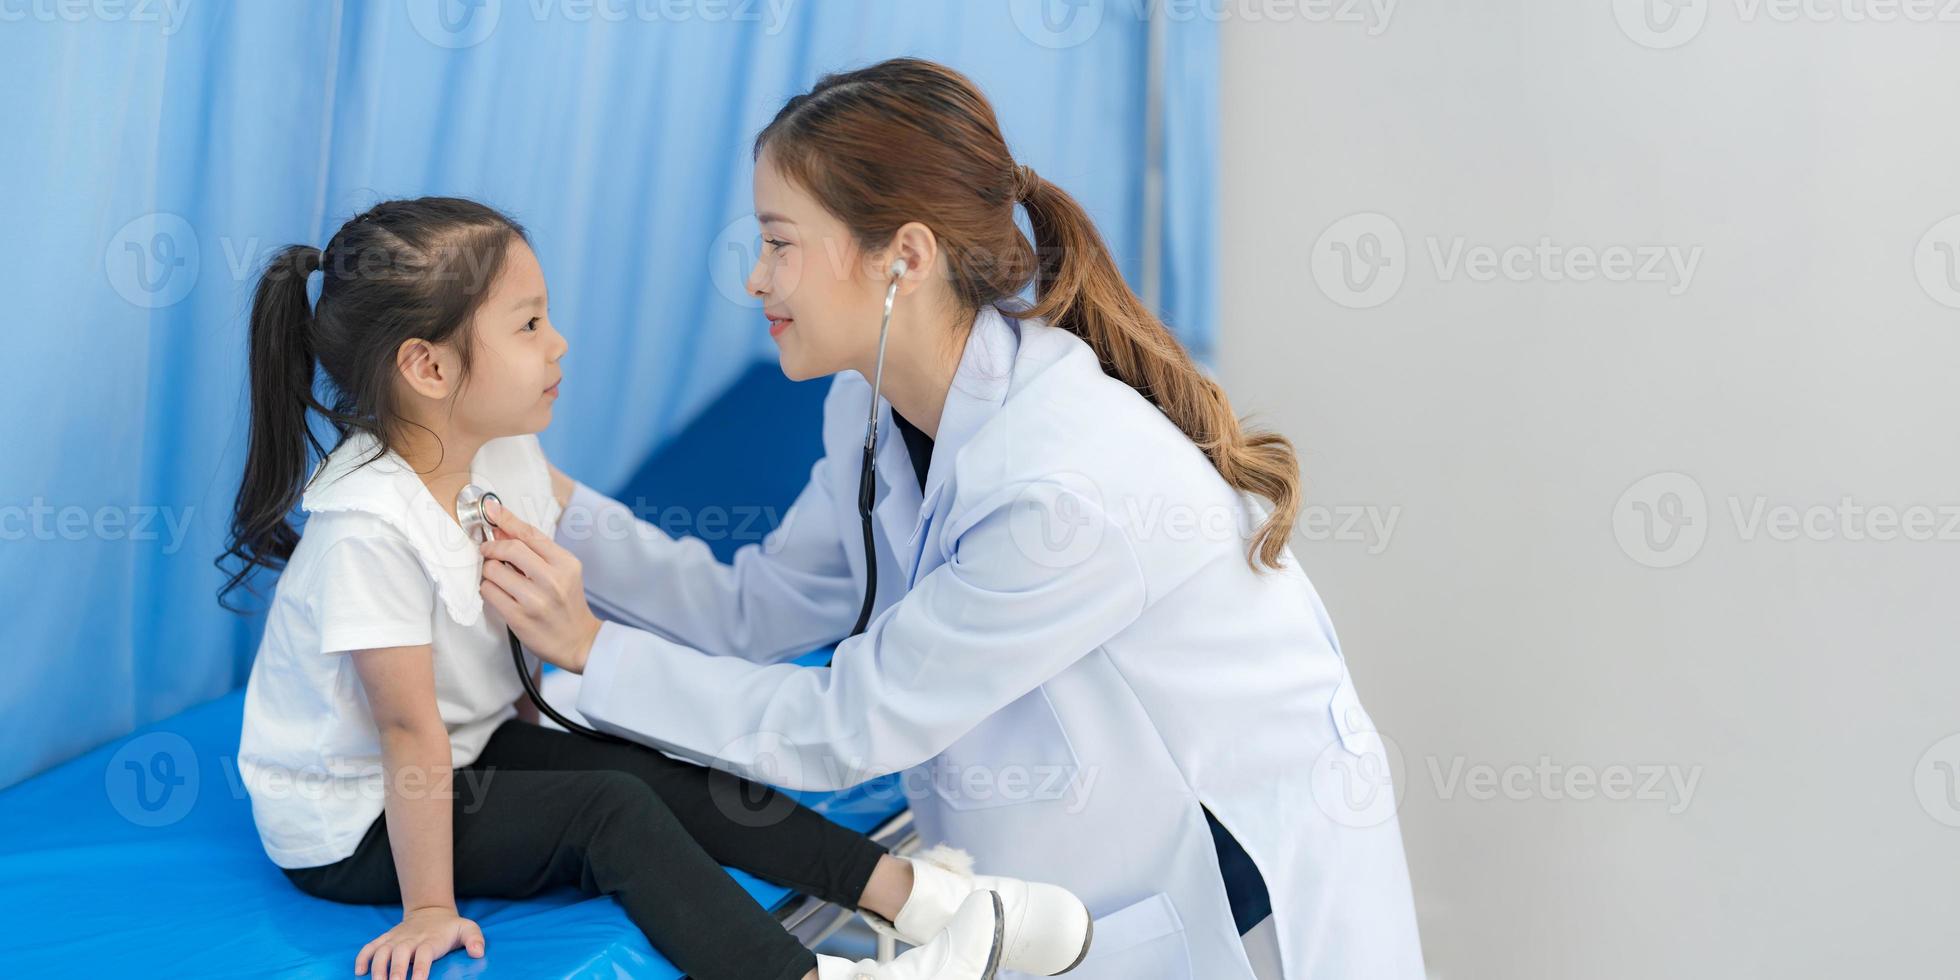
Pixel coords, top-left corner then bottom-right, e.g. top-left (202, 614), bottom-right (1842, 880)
top-left (477, 497), bottom-right (600, 674)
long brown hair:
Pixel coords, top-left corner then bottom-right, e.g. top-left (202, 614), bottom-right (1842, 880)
top-left (757, 58), bottom-right (1301, 570)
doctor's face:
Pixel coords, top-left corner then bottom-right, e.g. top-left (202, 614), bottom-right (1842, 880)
top-left (746, 149), bottom-right (893, 382)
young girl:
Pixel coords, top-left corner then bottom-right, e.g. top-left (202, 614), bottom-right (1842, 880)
top-left (219, 197), bottom-right (1076, 980)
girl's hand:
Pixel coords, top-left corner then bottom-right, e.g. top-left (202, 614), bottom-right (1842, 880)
top-left (355, 906), bottom-right (484, 980)
top-left (478, 497), bottom-right (600, 674)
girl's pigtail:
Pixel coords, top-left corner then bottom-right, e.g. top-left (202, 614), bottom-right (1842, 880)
top-left (218, 244), bottom-right (326, 609)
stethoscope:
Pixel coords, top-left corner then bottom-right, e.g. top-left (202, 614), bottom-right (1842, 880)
top-left (457, 483), bottom-right (624, 743)
top-left (453, 257), bottom-right (907, 741)
top-left (846, 256), bottom-right (908, 638)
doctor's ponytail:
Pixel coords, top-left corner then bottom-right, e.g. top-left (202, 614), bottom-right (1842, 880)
top-left (1014, 172), bottom-right (1302, 571)
top-left (758, 58), bottom-right (1302, 571)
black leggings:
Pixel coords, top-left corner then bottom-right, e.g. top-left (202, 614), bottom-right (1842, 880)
top-left (283, 718), bottom-right (889, 980)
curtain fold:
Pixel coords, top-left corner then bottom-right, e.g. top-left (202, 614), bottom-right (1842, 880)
top-left (0, 0), bottom-right (1217, 789)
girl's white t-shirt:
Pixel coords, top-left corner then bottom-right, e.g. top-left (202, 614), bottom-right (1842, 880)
top-left (237, 431), bottom-right (563, 869)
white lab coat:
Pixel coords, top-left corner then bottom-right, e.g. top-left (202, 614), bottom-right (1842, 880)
top-left (557, 305), bottom-right (1425, 979)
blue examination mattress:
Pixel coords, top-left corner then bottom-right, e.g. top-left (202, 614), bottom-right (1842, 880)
top-left (0, 687), bottom-right (906, 977)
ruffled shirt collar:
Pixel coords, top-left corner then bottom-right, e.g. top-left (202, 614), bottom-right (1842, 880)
top-left (299, 430), bottom-right (560, 627)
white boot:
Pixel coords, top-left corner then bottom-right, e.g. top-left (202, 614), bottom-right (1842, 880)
top-left (861, 845), bottom-right (1094, 976)
top-left (817, 890), bottom-right (1005, 980)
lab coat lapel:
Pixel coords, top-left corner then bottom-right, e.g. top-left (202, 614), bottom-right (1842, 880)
top-left (870, 404), bottom-right (923, 588)
top-left (904, 307), bottom-right (1018, 588)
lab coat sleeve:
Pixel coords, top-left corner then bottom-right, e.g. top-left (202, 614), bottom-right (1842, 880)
top-left (574, 479), bottom-right (1148, 790)
top-left (552, 457), bottom-right (860, 665)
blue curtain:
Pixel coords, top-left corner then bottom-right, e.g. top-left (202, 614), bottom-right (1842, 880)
top-left (0, 0), bottom-right (1217, 789)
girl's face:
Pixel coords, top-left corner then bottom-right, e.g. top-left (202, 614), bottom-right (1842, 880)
top-left (454, 238), bottom-right (568, 438)
top-left (746, 149), bottom-right (890, 381)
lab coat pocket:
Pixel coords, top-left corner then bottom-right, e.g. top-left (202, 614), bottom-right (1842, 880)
top-left (926, 687), bottom-right (1081, 811)
top-left (1025, 891), bottom-right (1191, 980)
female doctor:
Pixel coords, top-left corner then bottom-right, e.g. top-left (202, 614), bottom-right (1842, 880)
top-left (478, 59), bottom-right (1424, 980)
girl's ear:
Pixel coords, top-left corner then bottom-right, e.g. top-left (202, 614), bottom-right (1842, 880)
top-left (395, 338), bottom-right (455, 400)
top-left (882, 222), bottom-right (939, 295)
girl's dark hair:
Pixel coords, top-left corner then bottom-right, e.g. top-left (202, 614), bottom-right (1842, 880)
top-left (217, 196), bottom-right (528, 609)
top-left (755, 58), bottom-right (1302, 571)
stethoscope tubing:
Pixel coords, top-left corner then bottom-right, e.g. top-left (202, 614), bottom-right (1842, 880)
top-left (460, 487), bottom-right (626, 743)
top-left (461, 266), bottom-right (902, 739)
top-left (847, 271), bottom-right (904, 639)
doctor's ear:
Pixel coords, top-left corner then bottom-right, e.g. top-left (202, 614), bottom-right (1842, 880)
top-left (877, 222), bottom-right (938, 295)
top-left (395, 337), bottom-right (460, 401)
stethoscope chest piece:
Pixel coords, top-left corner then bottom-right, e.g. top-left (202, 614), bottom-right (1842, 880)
top-left (453, 482), bottom-right (626, 744)
top-left (456, 484), bottom-right (501, 545)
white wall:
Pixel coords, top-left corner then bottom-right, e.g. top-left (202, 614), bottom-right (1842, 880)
top-left (1217, 4), bottom-right (1959, 978)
